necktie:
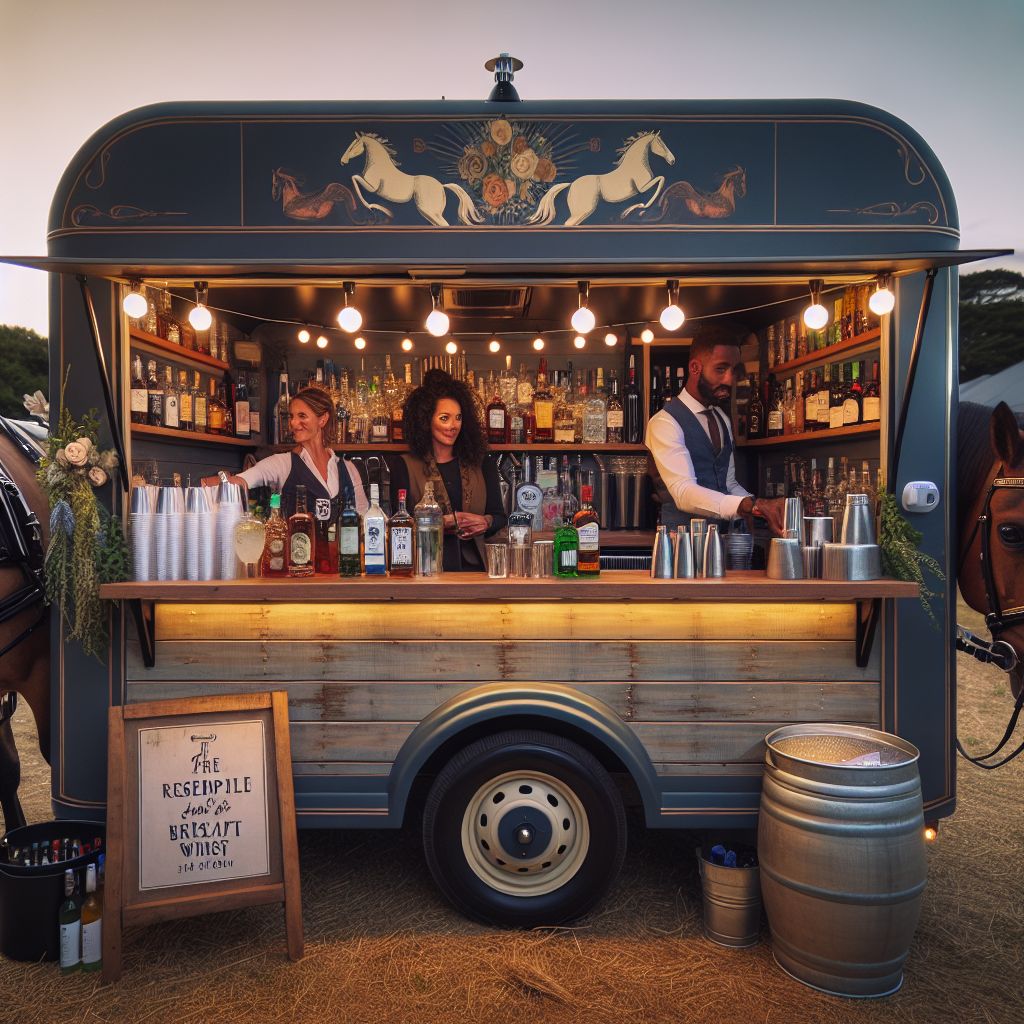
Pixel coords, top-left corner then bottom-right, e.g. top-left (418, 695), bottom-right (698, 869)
top-left (703, 408), bottom-right (723, 455)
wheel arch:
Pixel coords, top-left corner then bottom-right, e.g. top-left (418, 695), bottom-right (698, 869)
top-left (388, 683), bottom-right (660, 826)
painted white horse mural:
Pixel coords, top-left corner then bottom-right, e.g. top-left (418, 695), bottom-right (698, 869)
top-left (340, 132), bottom-right (484, 226)
top-left (526, 131), bottom-right (676, 227)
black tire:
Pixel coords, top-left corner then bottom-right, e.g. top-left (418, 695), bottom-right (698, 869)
top-left (422, 729), bottom-right (627, 927)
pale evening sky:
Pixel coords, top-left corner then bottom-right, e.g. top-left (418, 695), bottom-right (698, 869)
top-left (1, 0), bottom-right (1021, 337)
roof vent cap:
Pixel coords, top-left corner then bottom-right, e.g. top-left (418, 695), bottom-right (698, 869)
top-left (485, 53), bottom-right (523, 103)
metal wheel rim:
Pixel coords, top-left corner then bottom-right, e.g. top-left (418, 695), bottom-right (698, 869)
top-left (460, 769), bottom-right (591, 897)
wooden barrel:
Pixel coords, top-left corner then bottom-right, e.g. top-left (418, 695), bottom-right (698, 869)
top-left (758, 725), bottom-right (927, 998)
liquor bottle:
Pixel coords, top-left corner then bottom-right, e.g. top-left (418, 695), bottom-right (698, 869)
top-left (605, 371), bottom-right (624, 442)
top-left (177, 370), bottom-right (193, 431)
top-left (312, 493), bottom-right (337, 575)
top-left (516, 360), bottom-right (534, 413)
top-left (662, 364), bottom-right (675, 408)
top-left (162, 366), bottom-right (180, 429)
top-left (273, 366), bottom-right (291, 445)
top-left (831, 296), bottom-right (844, 346)
top-left (487, 385), bottom-right (509, 444)
top-left (582, 376), bottom-right (607, 444)
top-left (532, 359), bottom-right (554, 442)
top-left (387, 488), bottom-right (415, 577)
top-left (803, 371), bottom-right (819, 432)
top-left (130, 355), bottom-right (148, 425)
top-left (747, 374), bottom-right (764, 440)
top-left (766, 377), bottom-right (783, 437)
top-left (553, 513), bottom-right (579, 577)
top-left (58, 868), bottom-right (81, 975)
top-left (208, 378), bottom-right (226, 434)
top-left (80, 863), bottom-right (101, 972)
top-left (390, 364), bottom-right (411, 442)
top-left (862, 360), bottom-right (881, 422)
top-left (369, 378), bottom-right (390, 443)
top-left (287, 484), bottom-right (315, 577)
top-left (794, 371), bottom-right (806, 434)
top-left (783, 377), bottom-right (796, 435)
top-left (843, 361), bottom-right (862, 425)
top-left (337, 490), bottom-right (362, 577)
top-left (553, 387), bottom-right (576, 443)
top-left (624, 354), bottom-right (642, 444)
top-left (815, 370), bottom-right (831, 429)
top-left (247, 369), bottom-right (262, 438)
top-left (413, 482), bottom-right (444, 577)
top-left (157, 289), bottom-right (181, 346)
top-left (649, 366), bottom-right (662, 417)
top-left (192, 373), bottom-right (208, 433)
top-left (573, 484), bottom-right (600, 576)
top-left (363, 483), bottom-right (387, 575)
top-left (829, 364), bottom-right (845, 429)
top-left (146, 360), bottom-right (163, 427)
top-left (824, 457), bottom-right (842, 519)
top-left (234, 371), bottom-right (251, 439)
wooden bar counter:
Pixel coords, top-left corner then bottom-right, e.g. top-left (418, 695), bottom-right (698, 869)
top-left (100, 571), bottom-right (917, 829)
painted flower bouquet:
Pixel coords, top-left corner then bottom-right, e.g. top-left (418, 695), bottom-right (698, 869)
top-left (37, 373), bottom-right (130, 658)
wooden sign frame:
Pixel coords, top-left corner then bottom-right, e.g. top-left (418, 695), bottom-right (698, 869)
top-left (102, 691), bottom-right (303, 982)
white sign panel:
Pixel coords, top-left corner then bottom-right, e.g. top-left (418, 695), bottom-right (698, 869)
top-left (138, 720), bottom-right (270, 890)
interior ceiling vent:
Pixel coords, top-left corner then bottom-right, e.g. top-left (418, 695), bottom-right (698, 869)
top-left (443, 285), bottom-right (531, 318)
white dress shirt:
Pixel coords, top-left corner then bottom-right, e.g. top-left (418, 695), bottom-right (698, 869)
top-left (239, 450), bottom-right (368, 514)
top-left (644, 388), bottom-right (752, 521)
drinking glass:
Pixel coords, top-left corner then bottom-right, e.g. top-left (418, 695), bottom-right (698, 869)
top-left (234, 513), bottom-right (267, 578)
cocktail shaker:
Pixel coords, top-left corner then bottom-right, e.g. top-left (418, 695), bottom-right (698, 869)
top-left (651, 524), bottom-right (675, 579)
top-left (841, 494), bottom-right (876, 545)
top-left (690, 519), bottom-right (709, 578)
top-left (673, 526), bottom-right (695, 578)
top-left (703, 523), bottom-right (725, 578)
top-left (783, 497), bottom-right (805, 538)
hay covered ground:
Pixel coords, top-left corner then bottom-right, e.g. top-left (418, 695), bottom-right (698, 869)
top-left (2, 600), bottom-right (1021, 1024)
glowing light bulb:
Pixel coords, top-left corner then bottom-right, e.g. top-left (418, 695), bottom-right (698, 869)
top-left (869, 284), bottom-right (895, 316)
top-left (445, 340), bottom-right (458, 355)
top-left (316, 335), bottom-right (329, 349)
top-left (573, 335), bottom-right (586, 350)
top-left (924, 826), bottom-right (937, 842)
top-left (401, 337), bottom-right (414, 352)
top-left (488, 338), bottom-right (501, 353)
top-left (803, 303), bottom-right (829, 330)
top-left (659, 304), bottom-right (685, 331)
top-left (297, 328), bottom-right (311, 344)
top-left (571, 305), bottom-right (596, 334)
top-left (604, 332), bottom-right (618, 347)
top-left (188, 304), bottom-right (212, 332)
top-left (122, 288), bottom-right (148, 319)
top-left (337, 306), bottom-right (362, 333)
top-left (426, 308), bottom-right (450, 337)
top-left (532, 337), bottom-right (545, 351)
top-left (640, 327), bottom-right (654, 344)
top-left (353, 336), bottom-right (366, 350)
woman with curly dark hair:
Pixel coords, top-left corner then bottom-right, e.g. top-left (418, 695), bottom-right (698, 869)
top-left (392, 369), bottom-right (507, 571)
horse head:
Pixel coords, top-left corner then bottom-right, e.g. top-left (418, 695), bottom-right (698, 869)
top-left (726, 167), bottom-right (747, 198)
top-left (340, 133), bottom-right (366, 166)
top-left (650, 131), bottom-right (676, 167)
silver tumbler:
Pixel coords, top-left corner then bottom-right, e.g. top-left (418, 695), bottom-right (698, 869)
top-left (673, 527), bottom-right (695, 578)
top-left (651, 525), bottom-right (675, 579)
top-left (703, 523), bottom-right (725, 578)
top-left (690, 519), bottom-right (709, 578)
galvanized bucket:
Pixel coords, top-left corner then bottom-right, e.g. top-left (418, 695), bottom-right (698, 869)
top-left (697, 849), bottom-right (761, 948)
top-left (758, 724), bottom-right (927, 998)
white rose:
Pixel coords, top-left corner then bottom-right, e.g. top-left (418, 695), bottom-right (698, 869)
top-left (74, 437), bottom-right (93, 452)
top-left (64, 441), bottom-right (89, 466)
top-left (511, 148), bottom-right (539, 180)
top-left (87, 466), bottom-right (109, 487)
top-left (55, 448), bottom-right (70, 467)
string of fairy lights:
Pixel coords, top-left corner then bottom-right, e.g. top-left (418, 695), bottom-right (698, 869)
top-left (122, 275), bottom-right (895, 354)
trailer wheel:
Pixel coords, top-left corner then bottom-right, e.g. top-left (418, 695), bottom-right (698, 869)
top-left (422, 729), bottom-right (627, 926)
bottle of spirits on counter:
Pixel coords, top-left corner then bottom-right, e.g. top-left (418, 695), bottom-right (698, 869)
top-left (553, 513), bottom-right (579, 578)
top-left (130, 355), bottom-right (148, 425)
top-left (261, 494), bottom-right (288, 577)
top-left (363, 483), bottom-right (387, 576)
top-left (58, 868), bottom-right (80, 975)
top-left (313, 493), bottom-right (337, 575)
top-left (388, 489), bottom-right (415, 577)
top-left (337, 491), bottom-right (362, 577)
top-left (862, 360), bottom-right (881, 422)
top-left (146, 359), bottom-right (163, 427)
top-left (573, 484), bottom-right (600, 576)
top-left (624, 354), bottom-right (642, 444)
top-left (287, 484), bottom-right (315, 578)
top-left (163, 366), bottom-right (180, 430)
top-left (414, 482), bottom-right (444, 577)
top-left (80, 863), bottom-right (101, 973)
top-left (533, 359), bottom-right (554, 443)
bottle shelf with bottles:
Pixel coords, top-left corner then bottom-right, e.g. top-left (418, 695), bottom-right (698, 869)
top-left (131, 423), bottom-right (257, 448)
top-left (739, 421), bottom-right (878, 448)
top-left (759, 452), bottom-right (883, 521)
top-left (129, 328), bottom-right (230, 373)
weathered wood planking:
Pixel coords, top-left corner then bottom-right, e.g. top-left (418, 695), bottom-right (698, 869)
top-left (153, 601), bottom-right (856, 642)
top-left (125, 679), bottom-right (880, 724)
top-left (127, 639), bottom-right (878, 683)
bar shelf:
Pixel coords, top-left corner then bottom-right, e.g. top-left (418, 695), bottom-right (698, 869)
top-left (769, 327), bottom-right (881, 377)
top-left (738, 422), bottom-right (879, 448)
top-left (129, 328), bottom-right (230, 372)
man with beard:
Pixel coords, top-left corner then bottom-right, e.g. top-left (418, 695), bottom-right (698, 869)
top-left (645, 329), bottom-right (785, 536)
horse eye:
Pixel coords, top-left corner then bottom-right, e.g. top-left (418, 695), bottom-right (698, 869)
top-left (998, 524), bottom-right (1024, 547)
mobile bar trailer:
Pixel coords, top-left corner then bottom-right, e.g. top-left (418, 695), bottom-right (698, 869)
top-left (4, 63), bottom-right (1007, 926)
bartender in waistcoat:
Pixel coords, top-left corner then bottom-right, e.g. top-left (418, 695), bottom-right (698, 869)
top-left (645, 330), bottom-right (785, 536)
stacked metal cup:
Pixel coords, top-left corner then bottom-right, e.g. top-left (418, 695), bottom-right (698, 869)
top-left (650, 524), bottom-right (675, 578)
top-left (800, 516), bottom-right (833, 579)
top-left (184, 485), bottom-right (213, 582)
top-left (214, 475), bottom-right (244, 580)
top-left (725, 518), bottom-right (754, 571)
top-left (841, 494), bottom-right (876, 544)
top-left (690, 519), bottom-right (709, 578)
top-left (674, 526), bottom-right (695, 578)
top-left (129, 485), bottom-right (155, 581)
top-left (703, 523), bottom-right (725, 578)
top-left (155, 485), bottom-right (184, 581)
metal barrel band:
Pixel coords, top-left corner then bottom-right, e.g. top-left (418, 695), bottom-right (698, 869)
top-left (758, 861), bottom-right (928, 906)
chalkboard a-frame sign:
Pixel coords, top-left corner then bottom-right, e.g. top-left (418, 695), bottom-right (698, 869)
top-left (102, 692), bottom-right (303, 982)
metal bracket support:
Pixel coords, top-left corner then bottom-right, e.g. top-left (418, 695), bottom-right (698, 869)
top-left (855, 598), bottom-right (881, 668)
top-left (128, 598), bottom-right (155, 668)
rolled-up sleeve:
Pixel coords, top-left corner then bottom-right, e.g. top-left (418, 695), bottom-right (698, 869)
top-left (238, 453), bottom-right (291, 492)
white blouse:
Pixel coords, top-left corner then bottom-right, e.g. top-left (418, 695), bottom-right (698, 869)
top-left (238, 450), bottom-right (368, 514)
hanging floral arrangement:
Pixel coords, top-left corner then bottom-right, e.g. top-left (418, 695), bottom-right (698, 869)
top-left (37, 371), bottom-right (130, 659)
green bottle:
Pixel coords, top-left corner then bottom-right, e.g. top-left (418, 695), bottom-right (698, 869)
top-left (338, 489), bottom-right (362, 577)
top-left (58, 868), bottom-right (81, 974)
top-left (553, 514), bottom-right (579, 578)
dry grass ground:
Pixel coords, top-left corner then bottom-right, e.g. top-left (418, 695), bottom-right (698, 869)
top-left (2, 601), bottom-right (1021, 1024)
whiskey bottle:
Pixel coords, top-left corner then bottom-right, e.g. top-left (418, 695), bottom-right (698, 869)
top-left (766, 377), bottom-right (784, 437)
top-left (532, 359), bottom-right (554, 442)
top-left (234, 371), bottom-right (251, 439)
top-left (130, 354), bottom-right (148, 425)
top-left (163, 366), bottom-right (180, 430)
top-left (80, 863), bottom-right (102, 972)
top-left (363, 483), bottom-right (387, 575)
top-left (192, 373), bottom-right (208, 433)
top-left (815, 370), bottom-right (831, 429)
top-left (624, 354), bottom-right (642, 444)
top-left (388, 488), bottom-right (415, 578)
top-left (146, 359), bottom-right (163, 427)
top-left (287, 484), bottom-right (315, 577)
top-left (261, 494), bottom-right (288, 577)
top-left (828, 364), bottom-right (845, 430)
top-left (862, 360), bottom-right (881, 422)
top-left (178, 370), bottom-right (193, 431)
top-left (58, 868), bottom-right (81, 975)
top-left (843, 361), bottom-right (862, 425)
top-left (208, 378), bottom-right (226, 434)
top-left (369, 378), bottom-right (390, 443)
top-left (747, 374), bottom-right (764, 440)
top-left (605, 371), bottom-right (624, 442)
top-left (573, 484), bottom-right (600, 576)
top-left (553, 388), bottom-right (576, 444)
top-left (337, 490), bottom-right (362, 577)
top-left (487, 386), bottom-right (509, 444)
top-left (794, 371), bottom-right (806, 434)
top-left (552, 514), bottom-right (579, 577)
top-left (803, 371), bottom-right (819, 432)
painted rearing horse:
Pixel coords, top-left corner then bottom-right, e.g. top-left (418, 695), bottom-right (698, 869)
top-left (0, 423), bottom-right (50, 833)
top-left (957, 401), bottom-right (1024, 702)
